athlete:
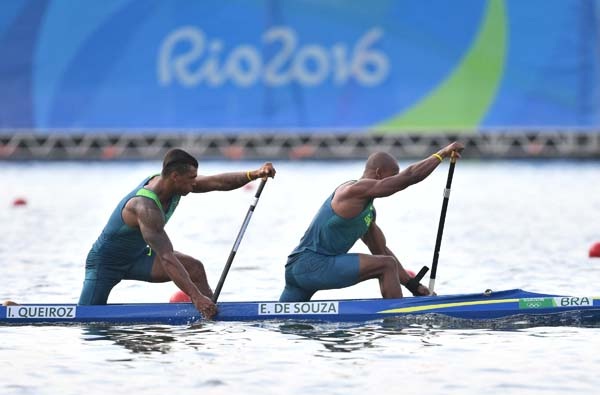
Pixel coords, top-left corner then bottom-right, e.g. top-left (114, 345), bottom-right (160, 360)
top-left (79, 148), bottom-right (276, 319)
top-left (279, 142), bottom-right (464, 302)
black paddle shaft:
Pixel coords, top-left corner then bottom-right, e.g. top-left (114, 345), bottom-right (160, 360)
top-left (429, 156), bottom-right (457, 291)
top-left (212, 178), bottom-right (268, 303)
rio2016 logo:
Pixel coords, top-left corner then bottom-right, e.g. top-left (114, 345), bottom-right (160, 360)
top-left (158, 26), bottom-right (390, 88)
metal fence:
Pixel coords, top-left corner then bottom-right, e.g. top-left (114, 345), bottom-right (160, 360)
top-left (1, 131), bottom-right (600, 161)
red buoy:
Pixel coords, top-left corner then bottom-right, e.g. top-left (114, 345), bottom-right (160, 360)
top-left (169, 290), bottom-right (191, 303)
top-left (589, 242), bottom-right (600, 258)
top-left (12, 198), bottom-right (27, 207)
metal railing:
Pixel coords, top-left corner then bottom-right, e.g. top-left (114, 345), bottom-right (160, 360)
top-left (1, 130), bottom-right (599, 160)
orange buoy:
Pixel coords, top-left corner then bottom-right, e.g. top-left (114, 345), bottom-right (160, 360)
top-left (12, 197), bottom-right (27, 207)
top-left (101, 145), bottom-right (119, 159)
top-left (289, 144), bottom-right (316, 160)
top-left (169, 290), bottom-right (191, 303)
top-left (589, 242), bottom-right (600, 257)
top-left (221, 145), bottom-right (245, 160)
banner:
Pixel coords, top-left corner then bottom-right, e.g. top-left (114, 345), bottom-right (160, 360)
top-left (0, 0), bottom-right (598, 132)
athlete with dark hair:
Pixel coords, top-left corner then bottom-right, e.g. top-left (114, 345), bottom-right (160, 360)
top-left (79, 148), bottom-right (276, 319)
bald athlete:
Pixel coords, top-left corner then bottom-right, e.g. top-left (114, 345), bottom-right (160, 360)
top-left (279, 142), bottom-right (464, 302)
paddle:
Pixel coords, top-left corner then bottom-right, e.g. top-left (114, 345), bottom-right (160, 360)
top-left (428, 152), bottom-right (457, 293)
top-left (212, 178), bottom-right (268, 303)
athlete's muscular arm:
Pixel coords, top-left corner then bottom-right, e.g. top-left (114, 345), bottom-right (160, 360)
top-left (361, 221), bottom-right (389, 255)
top-left (345, 142), bottom-right (464, 199)
top-left (127, 199), bottom-right (217, 318)
top-left (361, 221), bottom-right (431, 294)
top-left (361, 222), bottom-right (403, 270)
top-left (192, 162), bottom-right (276, 192)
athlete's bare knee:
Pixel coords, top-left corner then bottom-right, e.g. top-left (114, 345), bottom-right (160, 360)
top-left (381, 256), bottom-right (398, 275)
top-left (375, 256), bottom-right (398, 279)
top-left (359, 254), bottom-right (398, 280)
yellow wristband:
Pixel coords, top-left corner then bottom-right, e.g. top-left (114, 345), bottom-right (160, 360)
top-left (246, 170), bottom-right (253, 181)
top-left (432, 153), bottom-right (443, 162)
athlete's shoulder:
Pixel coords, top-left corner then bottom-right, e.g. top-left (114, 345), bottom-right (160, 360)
top-left (124, 196), bottom-right (166, 230)
top-left (335, 178), bottom-right (377, 199)
top-left (125, 195), bottom-right (162, 216)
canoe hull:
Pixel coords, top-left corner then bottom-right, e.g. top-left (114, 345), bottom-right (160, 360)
top-left (2, 289), bottom-right (600, 325)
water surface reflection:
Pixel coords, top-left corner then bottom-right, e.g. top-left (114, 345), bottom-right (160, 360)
top-left (82, 325), bottom-right (183, 354)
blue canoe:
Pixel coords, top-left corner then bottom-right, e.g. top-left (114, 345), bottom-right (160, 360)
top-left (2, 289), bottom-right (600, 325)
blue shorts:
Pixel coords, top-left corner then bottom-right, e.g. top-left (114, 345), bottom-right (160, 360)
top-left (279, 250), bottom-right (360, 302)
top-left (78, 248), bottom-right (155, 305)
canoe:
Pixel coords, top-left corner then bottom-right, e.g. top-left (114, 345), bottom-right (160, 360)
top-left (2, 289), bottom-right (600, 326)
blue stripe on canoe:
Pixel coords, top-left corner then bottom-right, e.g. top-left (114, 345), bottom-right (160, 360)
top-left (2, 289), bottom-right (600, 325)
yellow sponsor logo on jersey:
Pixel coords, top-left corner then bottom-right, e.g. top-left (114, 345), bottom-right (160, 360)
top-left (364, 205), bottom-right (373, 227)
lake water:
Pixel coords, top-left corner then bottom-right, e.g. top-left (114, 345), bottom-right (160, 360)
top-left (1, 159), bottom-right (600, 394)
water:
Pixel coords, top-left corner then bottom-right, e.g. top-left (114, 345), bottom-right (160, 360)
top-left (2, 159), bottom-right (600, 394)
